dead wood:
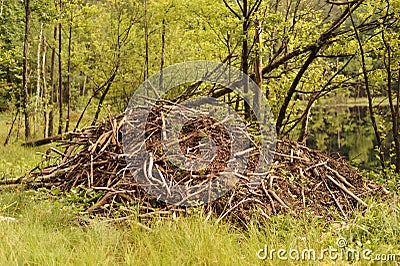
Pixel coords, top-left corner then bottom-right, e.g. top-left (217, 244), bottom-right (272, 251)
top-left (6, 103), bottom-right (389, 227)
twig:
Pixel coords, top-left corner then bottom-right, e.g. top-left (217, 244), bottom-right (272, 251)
top-left (324, 174), bottom-right (368, 207)
top-left (324, 164), bottom-right (354, 188)
top-left (262, 180), bottom-right (276, 213)
top-left (321, 177), bottom-right (347, 219)
top-left (268, 190), bottom-right (290, 209)
top-left (87, 192), bottom-right (115, 213)
top-left (272, 151), bottom-right (309, 161)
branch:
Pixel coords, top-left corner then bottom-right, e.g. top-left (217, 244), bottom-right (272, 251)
top-left (276, 47), bottom-right (320, 134)
top-left (236, 0), bottom-right (244, 14)
top-left (248, 0), bottom-right (263, 19)
top-left (222, 0), bottom-right (242, 20)
top-left (282, 54), bottom-right (356, 137)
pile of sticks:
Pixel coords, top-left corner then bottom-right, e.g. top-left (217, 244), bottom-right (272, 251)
top-left (11, 104), bottom-right (388, 225)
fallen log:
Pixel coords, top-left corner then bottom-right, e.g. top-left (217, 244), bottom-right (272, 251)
top-left (22, 133), bottom-right (71, 147)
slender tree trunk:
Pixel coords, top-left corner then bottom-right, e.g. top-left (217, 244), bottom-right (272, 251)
top-left (253, 21), bottom-right (262, 118)
top-left (58, 0), bottom-right (63, 134)
top-left (222, 0), bottom-right (262, 119)
top-left (16, 111), bottom-right (21, 141)
top-left (382, 31), bottom-right (400, 172)
top-left (49, 26), bottom-right (57, 137)
top-left (235, 96), bottom-right (240, 112)
top-left (65, 12), bottom-right (72, 132)
top-left (144, 0), bottom-right (149, 81)
top-left (81, 75), bottom-right (86, 96)
top-left (241, 0), bottom-right (250, 120)
top-left (298, 107), bottom-right (310, 144)
top-left (91, 72), bottom-right (117, 126)
top-left (276, 47), bottom-right (320, 135)
top-left (34, 22), bottom-right (43, 137)
top-left (74, 83), bottom-right (101, 131)
top-left (349, 10), bottom-right (385, 169)
top-left (0, 0), bottom-right (4, 17)
top-left (42, 35), bottom-right (48, 138)
top-left (159, 19), bottom-right (165, 90)
top-left (4, 109), bottom-right (20, 146)
top-left (396, 68), bottom-right (400, 170)
top-left (23, 0), bottom-right (31, 140)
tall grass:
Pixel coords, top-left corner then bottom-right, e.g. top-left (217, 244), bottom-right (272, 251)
top-left (0, 190), bottom-right (398, 265)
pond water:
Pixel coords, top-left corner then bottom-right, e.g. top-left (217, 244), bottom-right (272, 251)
top-left (306, 105), bottom-right (382, 170)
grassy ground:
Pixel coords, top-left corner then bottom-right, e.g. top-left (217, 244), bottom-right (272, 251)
top-left (0, 190), bottom-right (398, 265)
top-left (0, 113), bottom-right (400, 265)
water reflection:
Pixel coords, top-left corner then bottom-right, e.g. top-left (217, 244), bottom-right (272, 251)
top-left (306, 106), bottom-right (380, 169)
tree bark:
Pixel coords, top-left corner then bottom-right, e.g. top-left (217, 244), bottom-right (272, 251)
top-left (276, 47), bottom-right (320, 135)
top-left (159, 19), bottom-right (165, 90)
top-left (65, 12), bottom-right (72, 132)
top-left (91, 72), bottom-right (117, 126)
top-left (22, 132), bottom-right (70, 147)
top-left (298, 107), bottom-right (310, 144)
top-left (144, 0), bottom-right (149, 81)
top-left (42, 35), bottom-right (48, 138)
top-left (241, 0), bottom-right (250, 120)
top-left (81, 75), bottom-right (86, 96)
top-left (0, 0), bottom-right (4, 17)
top-left (48, 26), bottom-right (57, 137)
top-left (4, 109), bottom-right (20, 146)
top-left (253, 21), bottom-right (262, 118)
top-left (382, 30), bottom-right (400, 172)
top-left (58, 0), bottom-right (63, 135)
top-left (34, 22), bottom-right (43, 136)
top-left (22, 0), bottom-right (31, 140)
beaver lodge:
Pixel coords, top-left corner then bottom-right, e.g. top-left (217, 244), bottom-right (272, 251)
top-left (13, 102), bottom-right (389, 227)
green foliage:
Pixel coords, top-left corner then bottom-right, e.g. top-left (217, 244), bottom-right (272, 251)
top-left (0, 0), bottom-right (24, 111)
top-left (64, 185), bottom-right (104, 212)
top-left (1, 0), bottom-right (398, 154)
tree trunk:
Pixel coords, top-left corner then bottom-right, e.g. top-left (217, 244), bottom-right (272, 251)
top-left (65, 12), bottom-right (72, 132)
top-left (0, 0), bottom-right (4, 17)
top-left (349, 10), bottom-right (385, 169)
top-left (42, 35), bottom-right (49, 138)
top-left (382, 30), bottom-right (400, 172)
top-left (298, 107), bottom-right (310, 144)
top-left (23, 0), bottom-right (31, 140)
top-left (144, 0), bottom-right (149, 81)
top-left (91, 72), bottom-right (117, 126)
top-left (276, 47), bottom-right (320, 135)
top-left (4, 109), bottom-right (20, 146)
top-left (396, 68), bottom-right (400, 172)
top-left (34, 22), bottom-right (43, 137)
top-left (253, 21), bottom-right (262, 118)
top-left (49, 26), bottom-right (57, 137)
top-left (159, 18), bottom-right (165, 90)
top-left (81, 75), bottom-right (87, 96)
top-left (58, 0), bottom-right (63, 135)
top-left (241, 0), bottom-right (250, 120)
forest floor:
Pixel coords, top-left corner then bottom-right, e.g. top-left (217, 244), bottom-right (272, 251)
top-left (0, 113), bottom-right (400, 265)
